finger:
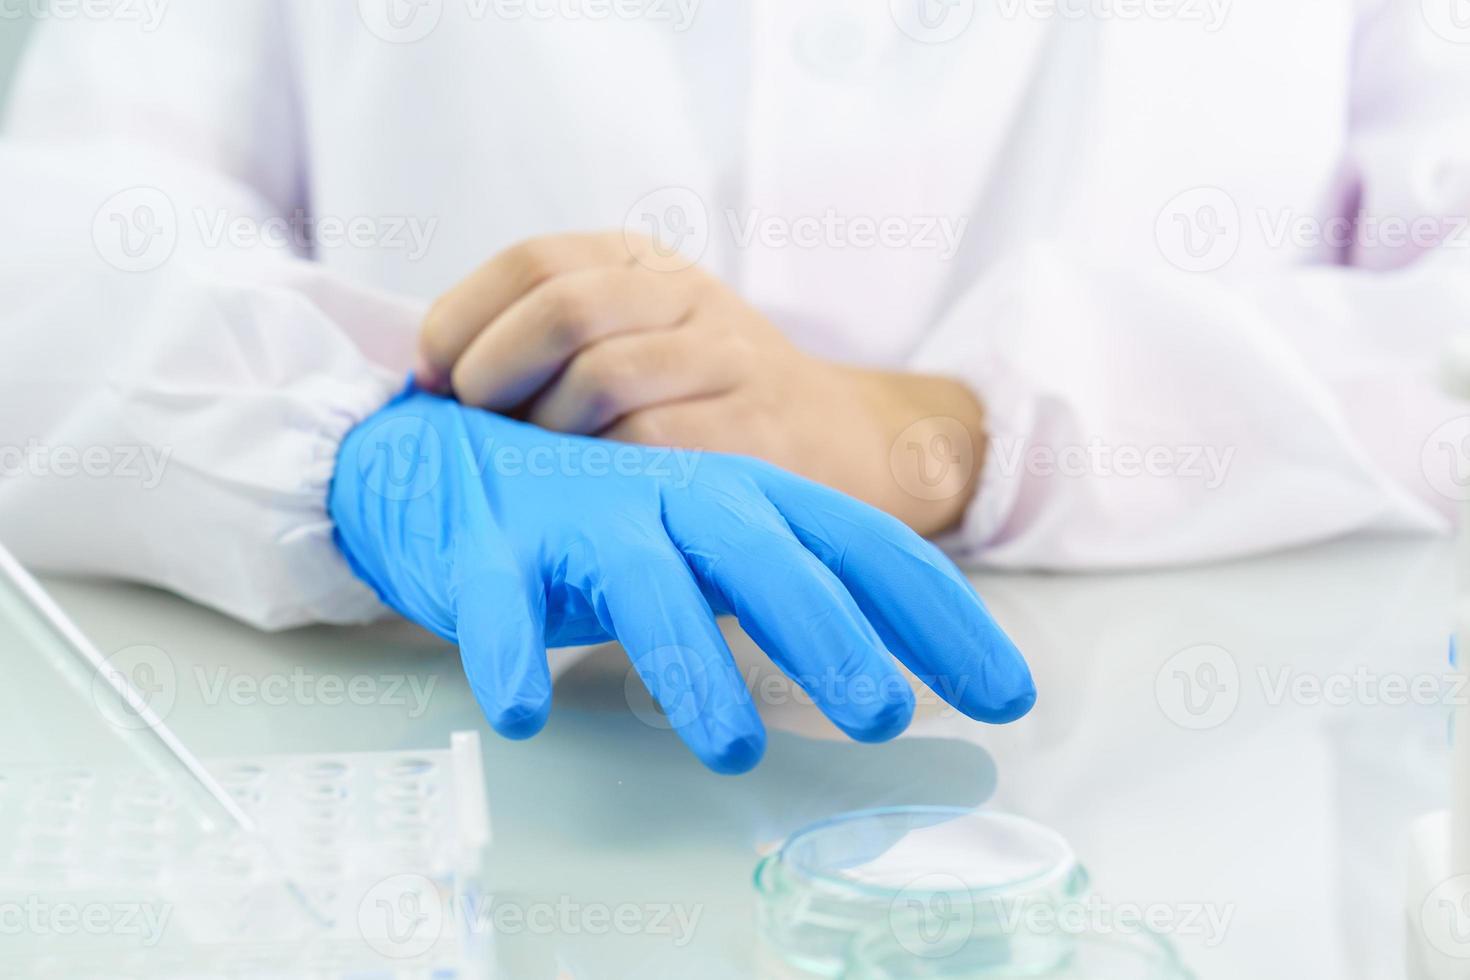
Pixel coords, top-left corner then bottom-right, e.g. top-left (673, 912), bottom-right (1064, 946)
top-left (754, 467), bottom-right (1036, 724)
top-left (662, 488), bottom-right (915, 743)
top-left (601, 395), bottom-right (743, 453)
top-left (583, 540), bottom-right (767, 774)
top-left (454, 547), bottom-right (554, 740)
top-left (418, 232), bottom-right (633, 390)
top-left (526, 325), bottom-right (737, 434)
top-left (451, 265), bottom-right (701, 411)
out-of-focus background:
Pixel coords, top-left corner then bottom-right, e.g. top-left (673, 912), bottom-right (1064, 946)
top-left (0, 12), bottom-right (33, 107)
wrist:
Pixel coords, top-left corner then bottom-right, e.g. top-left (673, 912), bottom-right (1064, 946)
top-left (845, 367), bottom-right (987, 538)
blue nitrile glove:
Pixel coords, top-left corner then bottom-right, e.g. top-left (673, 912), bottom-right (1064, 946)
top-left (328, 383), bottom-right (1034, 774)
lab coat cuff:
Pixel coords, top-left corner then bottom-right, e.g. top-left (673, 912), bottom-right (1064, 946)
top-left (931, 368), bottom-right (1037, 562)
top-left (283, 370), bottom-right (403, 629)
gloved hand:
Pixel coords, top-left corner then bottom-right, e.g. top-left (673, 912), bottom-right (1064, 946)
top-left (329, 383), bottom-right (1034, 773)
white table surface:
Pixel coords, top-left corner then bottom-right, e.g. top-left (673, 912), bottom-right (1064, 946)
top-left (26, 532), bottom-right (1456, 979)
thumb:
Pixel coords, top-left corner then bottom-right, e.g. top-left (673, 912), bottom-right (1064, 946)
top-left (454, 551), bottom-right (552, 740)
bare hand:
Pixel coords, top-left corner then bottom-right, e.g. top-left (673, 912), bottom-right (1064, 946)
top-left (417, 233), bottom-right (985, 536)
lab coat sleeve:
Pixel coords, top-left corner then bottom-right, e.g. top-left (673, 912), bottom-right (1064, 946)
top-left (911, 2), bottom-right (1470, 569)
top-left (0, 6), bottom-right (416, 628)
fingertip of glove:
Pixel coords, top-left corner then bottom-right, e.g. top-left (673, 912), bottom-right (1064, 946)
top-left (840, 687), bottom-right (916, 744)
top-left (489, 697), bottom-right (553, 741)
top-left (965, 667), bottom-right (1036, 724)
top-left (704, 732), bottom-right (766, 775)
top-left (960, 630), bottom-right (1036, 724)
top-left (984, 685), bottom-right (1037, 724)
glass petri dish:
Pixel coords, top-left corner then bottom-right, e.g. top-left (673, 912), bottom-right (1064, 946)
top-left (754, 807), bottom-right (1089, 978)
top-left (845, 926), bottom-right (1196, 980)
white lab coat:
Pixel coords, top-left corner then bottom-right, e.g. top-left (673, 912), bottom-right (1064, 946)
top-left (0, 1), bottom-right (1466, 630)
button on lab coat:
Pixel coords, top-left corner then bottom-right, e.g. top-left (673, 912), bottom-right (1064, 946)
top-left (0, 1), bottom-right (1465, 629)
